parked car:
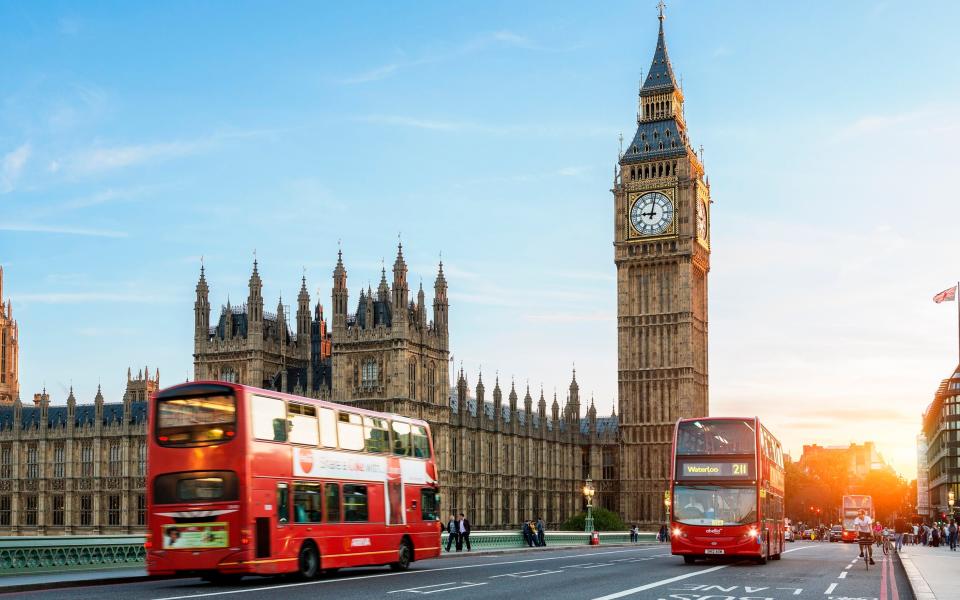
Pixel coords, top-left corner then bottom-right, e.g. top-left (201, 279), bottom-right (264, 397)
top-left (829, 526), bottom-right (843, 542)
top-left (784, 527), bottom-right (795, 542)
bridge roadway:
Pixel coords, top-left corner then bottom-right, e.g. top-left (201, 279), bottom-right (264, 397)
top-left (8, 541), bottom-right (913, 600)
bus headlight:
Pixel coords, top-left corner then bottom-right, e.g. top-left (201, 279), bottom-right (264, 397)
top-left (672, 527), bottom-right (683, 537)
top-left (748, 527), bottom-right (758, 538)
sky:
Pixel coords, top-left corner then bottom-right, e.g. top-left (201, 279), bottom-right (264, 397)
top-left (2, 1), bottom-right (959, 479)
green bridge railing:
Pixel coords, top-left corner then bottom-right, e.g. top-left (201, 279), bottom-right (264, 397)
top-left (0, 535), bottom-right (146, 575)
top-left (0, 531), bottom-right (654, 576)
top-left (440, 530), bottom-right (656, 552)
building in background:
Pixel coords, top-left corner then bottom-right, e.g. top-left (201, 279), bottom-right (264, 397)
top-left (799, 442), bottom-right (893, 480)
top-left (0, 266), bottom-right (18, 405)
top-left (0, 370), bottom-right (154, 535)
top-left (195, 247), bottom-right (621, 529)
top-left (921, 363), bottom-right (960, 520)
top-left (916, 433), bottom-right (930, 519)
top-left (613, 8), bottom-right (711, 525)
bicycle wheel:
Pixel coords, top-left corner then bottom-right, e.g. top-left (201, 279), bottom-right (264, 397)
top-left (882, 541), bottom-right (889, 555)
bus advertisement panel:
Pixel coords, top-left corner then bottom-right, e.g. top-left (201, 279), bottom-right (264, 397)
top-left (146, 382), bottom-right (441, 581)
top-left (670, 417), bottom-right (786, 565)
top-left (841, 495), bottom-right (874, 543)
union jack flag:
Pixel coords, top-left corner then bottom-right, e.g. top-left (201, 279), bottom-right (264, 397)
top-left (933, 285), bottom-right (957, 303)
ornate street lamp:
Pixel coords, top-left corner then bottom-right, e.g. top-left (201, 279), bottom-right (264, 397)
top-left (583, 477), bottom-right (596, 533)
top-left (949, 490), bottom-right (955, 518)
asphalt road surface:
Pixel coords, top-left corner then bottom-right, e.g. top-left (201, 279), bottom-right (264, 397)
top-left (9, 541), bottom-right (913, 600)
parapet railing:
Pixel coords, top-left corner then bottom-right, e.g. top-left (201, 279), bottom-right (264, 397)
top-left (0, 535), bottom-right (146, 575)
top-left (440, 530), bottom-right (656, 552)
top-left (0, 531), bottom-right (654, 576)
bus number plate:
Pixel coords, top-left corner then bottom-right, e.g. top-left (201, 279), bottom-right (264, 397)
top-left (704, 549), bottom-right (725, 555)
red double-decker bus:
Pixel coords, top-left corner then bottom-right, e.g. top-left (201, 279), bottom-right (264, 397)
top-left (669, 417), bottom-right (786, 564)
top-left (840, 495), bottom-right (874, 543)
top-left (146, 382), bottom-right (441, 581)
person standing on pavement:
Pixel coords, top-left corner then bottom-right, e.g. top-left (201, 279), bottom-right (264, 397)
top-left (445, 514), bottom-right (459, 552)
top-left (459, 512), bottom-right (472, 551)
top-left (948, 520), bottom-right (957, 551)
top-left (536, 517), bottom-right (546, 547)
top-left (521, 520), bottom-right (533, 547)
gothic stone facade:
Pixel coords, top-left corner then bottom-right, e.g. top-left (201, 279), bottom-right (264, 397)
top-left (0, 266), bottom-right (18, 405)
top-left (194, 245), bottom-right (621, 528)
top-left (0, 369), bottom-right (156, 534)
top-left (614, 14), bottom-right (710, 525)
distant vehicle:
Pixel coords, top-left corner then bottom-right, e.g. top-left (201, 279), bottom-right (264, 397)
top-left (829, 525), bottom-right (843, 542)
top-left (841, 495), bottom-right (874, 543)
top-left (784, 518), bottom-right (794, 542)
top-left (669, 417), bottom-right (786, 564)
top-left (803, 529), bottom-right (814, 540)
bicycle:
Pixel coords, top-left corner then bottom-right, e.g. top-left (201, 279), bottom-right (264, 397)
top-left (858, 533), bottom-right (874, 570)
top-left (882, 533), bottom-right (894, 556)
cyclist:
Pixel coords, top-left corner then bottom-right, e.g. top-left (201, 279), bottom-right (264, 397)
top-left (854, 508), bottom-right (875, 565)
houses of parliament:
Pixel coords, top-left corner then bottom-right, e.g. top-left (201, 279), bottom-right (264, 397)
top-left (0, 10), bottom-right (709, 533)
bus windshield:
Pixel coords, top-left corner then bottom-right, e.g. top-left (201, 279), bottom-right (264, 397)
top-left (157, 393), bottom-right (236, 447)
top-left (676, 420), bottom-right (756, 455)
top-left (673, 485), bottom-right (757, 526)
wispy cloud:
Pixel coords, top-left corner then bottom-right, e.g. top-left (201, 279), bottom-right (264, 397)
top-left (1, 143), bottom-right (31, 193)
top-left (0, 223), bottom-right (128, 238)
top-left (13, 291), bottom-right (178, 304)
top-left (356, 114), bottom-right (613, 138)
top-left (523, 310), bottom-right (613, 323)
top-left (338, 29), bottom-right (573, 85)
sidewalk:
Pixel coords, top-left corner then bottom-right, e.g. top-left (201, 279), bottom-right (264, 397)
top-left (898, 544), bottom-right (959, 600)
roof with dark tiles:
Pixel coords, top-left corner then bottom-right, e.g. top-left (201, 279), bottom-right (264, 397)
top-left (0, 401), bottom-right (148, 430)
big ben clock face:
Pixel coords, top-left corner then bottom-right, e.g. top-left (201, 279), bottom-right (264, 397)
top-left (630, 192), bottom-right (674, 236)
top-left (696, 198), bottom-right (708, 240)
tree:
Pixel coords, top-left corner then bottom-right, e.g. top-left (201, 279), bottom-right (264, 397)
top-left (559, 507), bottom-right (627, 531)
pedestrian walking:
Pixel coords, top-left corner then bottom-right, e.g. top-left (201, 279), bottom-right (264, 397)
top-left (536, 517), bottom-right (546, 547)
top-left (459, 512), bottom-right (472, 551)
top-left (445, 514), bottom-right (459, 552)
top-left (522, 520), bottom-right (533, 546)
top-left (949, 520), bottom-right (957, 551)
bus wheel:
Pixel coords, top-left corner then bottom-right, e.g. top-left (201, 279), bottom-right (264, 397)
top-left (297, 542), bottom-right (320, 580)
top-left (683, 555), bottom-right (697, 564)
top-left (390, 540), bottom-right (413, 571)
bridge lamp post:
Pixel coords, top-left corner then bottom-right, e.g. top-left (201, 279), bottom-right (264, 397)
top-left (583, 477), bottom-right (596, 533)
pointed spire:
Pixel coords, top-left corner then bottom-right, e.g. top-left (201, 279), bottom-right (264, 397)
top-left (641, 2), bottom-right (678, 94)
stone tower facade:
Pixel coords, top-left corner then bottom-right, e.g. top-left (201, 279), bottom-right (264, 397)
top-left (0, 266), bottom-right (19, 405)
top-left (330, 244), bottom-right (450, 425)
top-left (193, 261), bottom-right (333, 397)
top-left (614, 11), bottom-right (710, 525)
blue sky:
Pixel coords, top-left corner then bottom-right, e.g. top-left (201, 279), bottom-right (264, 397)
top-left (2, 1), bottom-right (959, 477)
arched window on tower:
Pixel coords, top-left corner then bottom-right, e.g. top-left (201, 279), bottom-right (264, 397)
top-left (427, 362), bottom-right (437, 403)
top-left (408, 359), bottom-right (417, 400)
top-left (362, 359), bottom-right (378, 389)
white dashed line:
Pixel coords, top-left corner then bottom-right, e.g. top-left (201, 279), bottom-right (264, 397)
top-left (824, 583), bottom-right (837, 595)
top-left (838, 572), bottom-right (847, 579)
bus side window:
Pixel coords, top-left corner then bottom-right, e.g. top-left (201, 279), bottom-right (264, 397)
top-left (343, 485), bottom-right (368, 522)
top-left (253, 395), bottom-right (288, 442)
top-left (288, 404), bottom-right (319, 446)
top-left (420, 489), bottom-right (439, 521)
top-left (293, 482), bottom-right (322, 523)
top-left (391, 421), bottom-right (412, 456)
top-left (337, 412), bottom-right (364, 451)
top-left (277, 482), bottom-right (289, 524)
top-left (319, 408), bottom-right (337, 448)
top-left (325, 483), bottom-right (340, 523)
top-left (364, 417), bottom-right (390, 453)
top-left (411, 426), bottom-right (429, 458)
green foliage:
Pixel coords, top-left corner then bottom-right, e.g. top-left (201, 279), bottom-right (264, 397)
top-left (559, 507), bottom-right (628, 531)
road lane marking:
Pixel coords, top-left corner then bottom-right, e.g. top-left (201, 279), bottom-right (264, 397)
top-left (590, 565), bottom-right (729, 600)
top-left (838, 572), bottom-right (847, 579)
top-left (387, 582), bottom-right (457, 593)
top-left (824, 583), bottom-right (837, 595)
top-left (150, 546), bottom-right (665, 600)
top-left (388, 581), bottom-right (487, 594)
top-left (845, 564), bottom-right (852, 570)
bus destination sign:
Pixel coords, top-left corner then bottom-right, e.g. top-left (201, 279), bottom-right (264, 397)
top-left (678, 460), bottom-right (754, 479)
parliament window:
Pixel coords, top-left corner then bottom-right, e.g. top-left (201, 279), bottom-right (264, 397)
top-left (79, 494), bottom-right (93, 526)
top-left (408, 359), bottom-right (416, 400)
top-left (427, 363), bottom-right (436, 403)
top-left (26, 444), bottom-right (39, 479)
top-left (137, 494), bottom-right (146, 525)
top-left (0, 496), bottom-right (10, 526)
top-left (0, 445), bottom-right (11, 479)
top-left (109, 442), bottom-right (122, 476)
top-left (138, 443), bottom-right (146, 476)
top-left (107, 495), bottom-right (121, 526)
top-left (361, 360), bottom-right (378, 388)
top-left (51, 495), bottom-right (65, 526)
top-left (81, 443), bottom-right (94, 477)
top-left (54, 444), bottom-right (65, 478)
top-left (23, 495), bottom-right (38, 526)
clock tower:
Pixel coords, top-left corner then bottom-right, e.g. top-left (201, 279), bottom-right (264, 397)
top-left (614, 8), bottom-right (710, 526)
